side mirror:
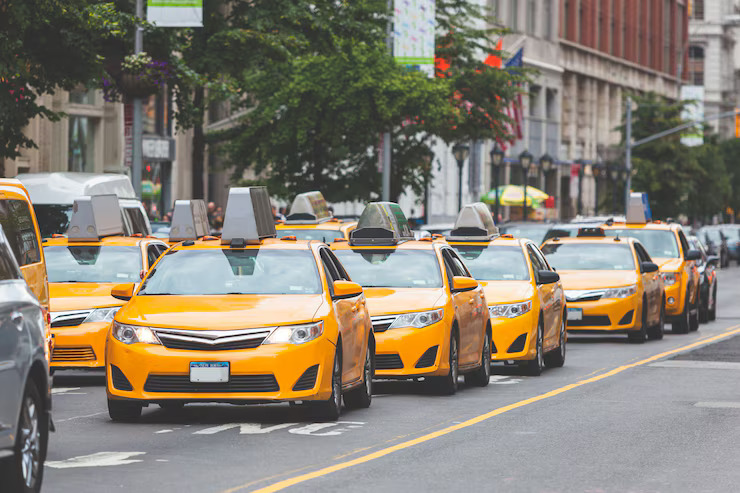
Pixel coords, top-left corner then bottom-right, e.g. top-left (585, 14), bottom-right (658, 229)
top-left (640, 261), bottom-right (660, 274)
top-left (451, 276), bottom-right (479, 293)
top-left (685, 249), bottom-right (701, 261)
top-left (111, 283), bottom-right (135, 302)
top-left (537, 270), bottom-right (560, 285)
top-left (332, 280), bottom-right (363, 300)
top-left (706, 255), bottom-right (719, 268)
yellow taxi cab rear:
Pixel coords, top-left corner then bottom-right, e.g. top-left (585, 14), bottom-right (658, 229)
top-left (276, 191), bottom-right (357, 242)
top-left (445, 203), bottom-right (567, 375)
top-left (105, 187), bottom-right (373, 421)
top-left (331, 202), bottom-right (491, 394)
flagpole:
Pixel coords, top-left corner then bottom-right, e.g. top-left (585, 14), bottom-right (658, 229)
top-left (132, 0), bottom-right (144, 199)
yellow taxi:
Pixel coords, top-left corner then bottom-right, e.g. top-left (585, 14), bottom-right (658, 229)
top-left (447, 203), bottom-right (566, 375)
top-left (276, 191), bottom-right (357, 242)
top-left (332, 202), bottom-right (490, 394)
top-left (44, 195), bottom-right (169, 370)
top-left (105, 187), bottom-right (373, 421)
top-left (540, 226), bottom-right (665, 342)
top-left (602, 193), bottom-right (700, 334)
top-left (165, 198), bottom-right (211, 246)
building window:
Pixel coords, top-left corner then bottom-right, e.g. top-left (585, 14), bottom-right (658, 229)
top-left (578, 0), bottom-right (584, 43)
top-left (676, 5), bottom-right (685, 77)
top-left (596, 0), bottom-right (603, 51)
top-left (663, 0), bottom-right (672, 74)
top-left (563, 0), bottom-right (570, 39)
top-left (688, 45), bottom-right (705, 86)
top-left (543, 0), bottom-right (552, 39)
top-left (527, 0), bottom-right (537, 34)
top-left (621, 0), bottom-right (627, 58)
top-left (610, 0), bottom-right (617, 55)
top-left (68, 116), bottom-right (95, 173)
top-left (69, 88), bottom-right (96, 105)
top-left (510, 0), bottom-right (518, 30)
top-left (489, 0), bottom-right (500, 21)
top-left (529, 85), bottom-right (541, 117)
top-left (693, 0), bottom-right (704, 20)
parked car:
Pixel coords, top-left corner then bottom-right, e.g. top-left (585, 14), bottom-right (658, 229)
top-left (688, 235), bottom-right (718, 323)
top-left (697, 226), bottom-right (729, 268)
top-left (717, 224), bottom-right (740, 265)
top-left (0, 225), bottom-right (51, 493)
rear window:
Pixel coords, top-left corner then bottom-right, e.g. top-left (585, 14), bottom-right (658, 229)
top-left (0, 199), bottom-right (41, 266)
top-left (123, 207), bottom-right (150, 235)
top-left (451, 245), bottom-right (530, 281)
top-left (277, 229), bottom-right (345, 242)
top-left (34, 204), bottom-right (74, 238)
top-left (44, 245), bottom-right (142, 283)
top-left (604, 229), bottom-right (679, 259)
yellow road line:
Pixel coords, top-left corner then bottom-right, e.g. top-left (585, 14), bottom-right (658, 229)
top-left (227, 326), bottom-right (740, 493)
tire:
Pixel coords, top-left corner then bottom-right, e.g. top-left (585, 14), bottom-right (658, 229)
top-left (108, 398), bottom-right (143, 422)
top-left (465, 330), bottom-right (491, 387)
top-left (699, 289), bottom-right (708, 324)
top-left (344, 339), bottom-right (373, 409)
top-left (545, 314), bottom-right (567, 368)
top-left (672, 289), bottom-right (691, 334)
top-left (709, 282), bottom-right (717, 321)
top-left (647, 299), bottom-right (665, 340)
top-left (522, 320), bottom-right (544, 376)
top-left (628, 300), bottom-right (648, 343)
top-left (311, 347), bottom-right (342, 421)
top-left (430, 331), bottom-right (459, 395)
top-left (0, 381), bottom-right (48, 493)
top-left (689, 289), bottom-right (700, 332)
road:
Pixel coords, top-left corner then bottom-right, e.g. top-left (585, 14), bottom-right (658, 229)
top-left (45, 267), bottom-right (740, 493)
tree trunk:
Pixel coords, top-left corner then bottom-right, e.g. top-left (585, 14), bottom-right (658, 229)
top-left (191, 86), bottom-right (205, 199)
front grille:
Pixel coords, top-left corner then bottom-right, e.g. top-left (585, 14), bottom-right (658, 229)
top-left (376, 353), bottom-right (404, 370)
top-left (110, 364), bottom-right (133, 391)
top-left (568, 315), bottom-right (611, 327)
top-left (415, 346), bottom-right (438, 368)
top-left (618, 310), bottom-right (634, 325)
top-left (507, 334), bottom-right (528, 353)
top-left (51, 317), bottom-right (87, 328)
top-left (50, 310), bottom-right (92, 328)
top-left (293, 365), bottom-right (319, 391)
top-left (52, 346), bottom-right (96, 362)
top-left (371, 315), bottom-right (397, 333)
top-left (153, 327), bottom-right (273, 351)
top-left (565, 290), bottom-right (605, 302)
top-left (144, 374), bottom-right (279, 393)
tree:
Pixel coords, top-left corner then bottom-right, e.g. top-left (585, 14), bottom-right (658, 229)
top-left (687, 135), bottom-right (731, 223)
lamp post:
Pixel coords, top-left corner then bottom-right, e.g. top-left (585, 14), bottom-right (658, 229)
top-left (592, 163), bottom-right (603, 214)
top-left (422, 149), bottom-right (434, 225)
top-left (490, 144), bottom-right (505, 222)
top-left (453, 143), bottom-right (470, 212)
top-left (519, 150), bottom-right (534, 221)
top-left (609, 164), bottom-right (620, 213)
top-left (576, 159), bottom-right (584, 216)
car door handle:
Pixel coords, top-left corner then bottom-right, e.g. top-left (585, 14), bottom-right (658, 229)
top-left (10, 312), bottom-right (23, 328)
top-left (468, 299), bottom-right (475, 305)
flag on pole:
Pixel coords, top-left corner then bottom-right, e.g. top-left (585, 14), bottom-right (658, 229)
top-left (147, 0), bottom-right (203, 27)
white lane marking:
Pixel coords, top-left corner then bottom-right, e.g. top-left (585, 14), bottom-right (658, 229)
top-left (649, 360), bottom-right (740, 370)
top-left (155, 429), bottom-right (174, 434)
top-left (489, 376), bottom-right (508, 381)
top-left (194, 423), bottom-right (298, 435)
top-left (695, 402), bottom-right (740, 409)
top-left (52, 387), bottom-right (85, 395)
top-left (47, 452), bottom-right (145, 469)
top-left (55, 412), bottom-right (107, 423)
top-left (288, 422), bottom-right (366, 437)
top-left (156, 459), bottom-right (169, 462)
top-left (490, 376), bottom-right (522, 385)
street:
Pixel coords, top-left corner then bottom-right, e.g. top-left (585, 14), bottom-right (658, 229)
top-left (44, 267), bottom-right (740, 493)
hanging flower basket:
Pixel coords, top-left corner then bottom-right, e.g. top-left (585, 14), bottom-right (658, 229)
top-left (102, 53), bottom-right (174, 102)
top-left (118, 73), bottom-right (160, 98)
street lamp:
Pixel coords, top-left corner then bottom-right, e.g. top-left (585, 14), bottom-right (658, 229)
top-left (592, 163), bottom-right (603, 214)
top-left (608, 163), bottom-right (620, 214)
top-left (575, 159), bottom-right (585, 216)
top-left (519, 150), bottom-right (534, 221)
top-left (422, 148), bottom-right (434, 225)
top-left (490, 144), bottom-right (505, 222)
top-left (453, 143), bottom-right (470, 212)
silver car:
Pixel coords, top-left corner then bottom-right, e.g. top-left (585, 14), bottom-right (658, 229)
top-left (0, 226), bottom-right (51, 493)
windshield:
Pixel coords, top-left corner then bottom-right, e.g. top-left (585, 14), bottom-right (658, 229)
top-left (277, 229), bottom-right (345, 242)
top-left (34, 204), bottom-right (73, 238)
top-left (334, 249), bottom-right (443, 288)
top-left (451, 245), bottom-right (530, 281)
top-left (138, 249), bottom-right (321, 295)
top-left (541, 243), bottom-right (636, 271)
top-left (44, 245), bottom-right (142, 283)
top-left (604, 229), bottom-right (679, 258)
top-left (498, 225), bottom-right (549, 245)
top-left (701, 228), bottom-right (723, 244)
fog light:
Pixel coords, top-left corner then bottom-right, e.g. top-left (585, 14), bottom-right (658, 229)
top-left (668, 297), bottom-right (675, 304)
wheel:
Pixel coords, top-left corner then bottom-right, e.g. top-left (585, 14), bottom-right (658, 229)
top-left (709, 282), bottom-right (717, 321)
top-left (628, 301), bottom-right (648, 343)
top-left (311, 347), bottom-right (342, 421)
top-left (699, 288), bottom-right (708, 324)
top-left (672, 289), bottom-right (691, 334)
top-left (465, 330), bottom-right (491, 387)
top-left (344, 339), bottom-right (373, 409)
top-left (0, 381), bottom-right (48, 493)
top-left (430, 331), bottom-right (459, 395)
top-left (689, 289), bottom-right (700, 332)
top-left (545, 314), bottom-right (567, 367)
top-left (107, 398), bottom-right (142, 422)
top-left (647, 299), bottom-right (665, 340)
top-left (522, 320), bottom-right (544, 376)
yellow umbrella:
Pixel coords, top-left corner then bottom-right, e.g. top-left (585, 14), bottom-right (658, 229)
top-left (482, 185), bottom-right (549, 207)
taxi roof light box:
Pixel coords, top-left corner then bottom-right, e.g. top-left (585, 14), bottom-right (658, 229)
top-left (169, 199), bottom-right (210, 241)
top-left (350, 202), bottom-right (414, 246)
top-left (285, 191), bottom-right (331, 224)
top-left (448, 202), bottom-right (499, 241)
top-left (221, 187), bottom-right (276, 245)
top-left (67, 194), bottom-right (124, 241)
top-left (626, 192), bottom-right (652, 224)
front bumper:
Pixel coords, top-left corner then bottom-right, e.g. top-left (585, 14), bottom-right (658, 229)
top-left (106, 336), bottom-right (336, 403)
top-left (374, 320), bottom-right (449, 378)
top-left (566, 296), bottom-right (639, 332)
top-left (490, 311), bottom-right (536, 361)
top-left (51, 321), bottom-right (110, 369)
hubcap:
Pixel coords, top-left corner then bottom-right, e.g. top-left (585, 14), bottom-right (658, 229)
top-left (364, 350), bottom-right (372, 397)
top-left (332, 355), bottom-right (341, 409)
top-left (20, 397), bottom-right (40, 488)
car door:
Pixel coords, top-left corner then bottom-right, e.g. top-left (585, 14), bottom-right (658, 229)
top-left (441, 248), bottom-right (479, 366)
top-left (532, 243), bottom-right (563, 347)
top-left (526, 244), bottom-right (558, 348)
top-left (634, 242), bottom-right (660, 324)
top-left (677, 230), bottom-right (698, 304)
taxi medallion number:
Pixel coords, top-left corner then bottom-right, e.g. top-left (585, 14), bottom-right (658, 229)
top-left (190, 362), bottom-right (229, 383)
top-left (567, 308), bottom-right (583, 321)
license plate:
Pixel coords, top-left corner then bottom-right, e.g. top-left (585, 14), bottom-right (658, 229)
top-left (567, 308), bottom-right (583, 321)
top-left (190, 362), bottom-right (229, 383)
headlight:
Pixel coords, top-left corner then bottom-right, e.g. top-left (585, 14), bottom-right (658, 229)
top-left (388, 309), bottom-right (444, 329)
top-left (83, 307), bottom-right (120, 324)
top-left (662, 272), bottom-right (680, 286)
top-left (112, 321), bottom-right (161, 345)
top-left (602, 285), bottom-right (638, 299)
top-left (489, 301), bottom-right (532, 319)
top-left (264, 321), bottom-right (324, 345)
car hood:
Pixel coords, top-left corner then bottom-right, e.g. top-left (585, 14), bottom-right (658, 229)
top-left (363, 288), bottom-right (446, 316)
top-left (50, 283), bottom-right (123, 312)
top-left (479, 281), bottom-right (534, 304)
top-left (557, 270), bottom-right (638, 290)
top-left (653, 257), bottom-right (682, 272)
top-left (116, 295), bottom-right (325, 330)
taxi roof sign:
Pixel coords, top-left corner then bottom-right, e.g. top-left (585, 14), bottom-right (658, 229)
top-left (626, 192), bottom-right (652, 224)
top-left (448, 202), bottom-right (499, 241)
top-left (67, 194), bottom-right (124, 241)
top-left (350, 202), bottom-right (414, 246)
top-left (221, 187), bottom-right (276, 245)
top-left (169, 199), bottom-right (210, 241)
top-left (285, 191), bottom-right (331, 224)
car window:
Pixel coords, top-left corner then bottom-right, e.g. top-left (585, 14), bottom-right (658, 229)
top-left (447, 249), bottom-right (472, 277)
top-left (442, 249), bottom-right (467, 277)
top-left (44, 245), bottom-right (142, 283)
top-left (277, 229), bottom-right (345, 243)
top-left (124, 207), bottom-right (150, 235)
top-left (0, 242), bottom-right (22, 281)
top-left (530, 244), bottom-right (552, 271)
top-left (325, 249), bottom-right (350, 281)
top-left (527, 245), bottom-right (547, 282)
top-left (147, 245), bottom-right (161, 268)
top-left (450, 244), bottom-right (530, 281)
top-left (0, 199), bottom-right (41, 266)
top-left (604, 229), bottom-right (679, 258)
top-left (677, 230), bottom-right (690, 257)
top-left (633, 243), bottom-right (651, 263)
top-left (541, 243), bottom-right (637, 271)
top-left (334, 249), bottom-right (443, 289)
top-left (34, 204), bottom-right (73, 238)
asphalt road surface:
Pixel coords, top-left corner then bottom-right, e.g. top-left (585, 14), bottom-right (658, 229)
top-left (45, 267), bottom-right (740, 493)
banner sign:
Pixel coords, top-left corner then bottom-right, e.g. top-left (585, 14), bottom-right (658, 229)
top-left (394, 0), bottom-right (436, 77)
top-left (147, 0), bottom-right (203, 27)
top-left (680, 85), bottom-right (704, 147)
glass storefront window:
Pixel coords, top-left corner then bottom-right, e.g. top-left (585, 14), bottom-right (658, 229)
top-left (68, 116), bottom-right (95, 172)
top-left (69, 88), bottom-right (96, 105)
